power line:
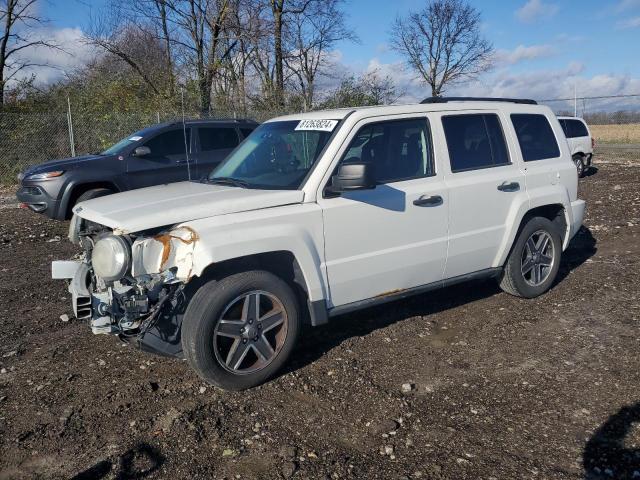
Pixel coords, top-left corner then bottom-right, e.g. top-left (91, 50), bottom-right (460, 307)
top-left (539, 93), bottom-right (640, 102)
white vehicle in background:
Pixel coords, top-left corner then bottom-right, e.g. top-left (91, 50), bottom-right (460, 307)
top-left (558, 116), bottom-right (595, 178)
top-left (52, 97), bottom-right (585, 390)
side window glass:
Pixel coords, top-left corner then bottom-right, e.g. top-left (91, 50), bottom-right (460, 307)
top-left (199, 127), bottom-right (239, 152)
top-left (144, 129), bottom-right (190, 157)
top-left (560, 119), bottom-right (569, 136)
top-left (240, 127), bottom-right (255, 138)
top-left (511, 114), bottom-right (560, 161)
top-left (568, 120), bottom-right (588, 138)
top-left (442, 114), bottom-right (510, 172)
top-left (339, 118), bottom-right (434, 184)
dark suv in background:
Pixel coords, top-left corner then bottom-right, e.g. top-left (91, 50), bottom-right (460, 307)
top-left (16, 118), bottom-right (258, 220)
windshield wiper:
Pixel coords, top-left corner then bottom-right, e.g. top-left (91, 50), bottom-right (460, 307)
top-left (207, 176), bottom-right (250, 188)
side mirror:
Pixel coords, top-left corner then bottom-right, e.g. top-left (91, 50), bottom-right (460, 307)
top-left (330, 162), bottom-right (376, 192)
top-left (133, 146), bottom-right (151, 157)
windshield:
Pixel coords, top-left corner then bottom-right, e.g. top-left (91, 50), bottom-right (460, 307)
top-left (101, 131), bottom-right (145, 155)
top-left (208, 120), bottom-right (336, 189)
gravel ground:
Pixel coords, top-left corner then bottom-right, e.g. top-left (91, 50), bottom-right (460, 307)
top-left (0, 146), bottom-right (639, 480)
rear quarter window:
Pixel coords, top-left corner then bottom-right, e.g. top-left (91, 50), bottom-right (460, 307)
top-left (199, 127), bottom-right (239, 152)
top-left (568, 119), bottom-right (589, 138)
top-left (511, 114), bottom-right (560, 161)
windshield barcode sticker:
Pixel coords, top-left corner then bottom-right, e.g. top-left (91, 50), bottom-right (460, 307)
top-left (295, 119), bottom-right (338, 132)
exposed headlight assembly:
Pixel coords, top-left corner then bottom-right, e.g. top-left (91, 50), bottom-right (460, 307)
top-left (26, 170), bottom-right (64, 181)
top-left (92, 235), bottom-right (131, 281)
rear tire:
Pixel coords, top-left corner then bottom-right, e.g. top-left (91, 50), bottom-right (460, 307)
top-left (574, 155), bottom-right (585, 178)
top-left (499, 216), bottom-right (562, 298)
top-left (182, 270), bottom-right (300, 391)
top-left (76, 188), bottom-right (112, 204)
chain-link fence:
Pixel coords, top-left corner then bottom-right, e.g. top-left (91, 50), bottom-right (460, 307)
top-left (3, 100), bottom-right (640, 185)
top-left (0, 107), bottom-right (290, 185)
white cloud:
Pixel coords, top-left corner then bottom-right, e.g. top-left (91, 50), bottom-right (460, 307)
top-left (616, 0), bottom-right (640, 12)
top-left (365, 57), bottom-right (425, 102)
top-left (616, 16), bottom-right (640, 28)
top-left (448, 63), bottom-right (640, 112)
top-left (516, 0), bottom-right (559, 23)
top-left (6, 27), bottom-right (95, 85)
top-left (494, 44), bottom-right (555, 65)
top-left (325, 54), bottom-right (640, 112)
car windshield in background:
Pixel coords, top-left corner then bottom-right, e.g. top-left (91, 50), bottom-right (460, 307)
top-left (208, 120), bottom-right (336, 189)
top-left (100, 132), bottom-right (145, 155)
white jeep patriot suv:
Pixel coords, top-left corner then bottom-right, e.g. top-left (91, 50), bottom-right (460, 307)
top-left (53, 97), bottom-right (585, 390)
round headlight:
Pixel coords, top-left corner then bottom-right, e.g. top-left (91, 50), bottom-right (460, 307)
top-left (92, 235), bottom-right (131, 281)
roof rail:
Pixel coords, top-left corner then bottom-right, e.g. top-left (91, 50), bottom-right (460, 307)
top-left (165, 117), bottom-right (258, 126)
top-left (420, 96), bottom-right (538, 105)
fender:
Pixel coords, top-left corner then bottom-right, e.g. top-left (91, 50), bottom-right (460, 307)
top-left (58, 177), bottom-right (124, 220)
top-left (493, 183), bottom-right (572, 267)
top-left (162, 204), bottom-right (328, 302)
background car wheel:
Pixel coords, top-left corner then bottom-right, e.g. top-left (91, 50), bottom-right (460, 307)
top-left (181, 270), bottom-right (300, 391)
top-left (574, 155), bottom-right (585, 178)
top-left (499, 216), bottom-right (562, 298)
top-left (75, 188), bottom-right (113, 204)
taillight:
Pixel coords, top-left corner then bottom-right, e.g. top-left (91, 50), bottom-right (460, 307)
top-left (591, 137), bottom-right (596, 149)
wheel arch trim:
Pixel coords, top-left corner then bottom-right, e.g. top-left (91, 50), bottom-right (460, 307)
top-left (494, 188), bottom-right (573, 267)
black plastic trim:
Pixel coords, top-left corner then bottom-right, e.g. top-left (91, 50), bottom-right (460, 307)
top-left (308, 299), bottom-right (329, 326)
top-left (421, 97), bottom-right (537, 105)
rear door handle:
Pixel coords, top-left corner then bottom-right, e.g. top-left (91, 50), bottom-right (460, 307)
top-left (413, 195), bottom-right (443, 207)
top-left (497, 181), bottom-right (520, 192)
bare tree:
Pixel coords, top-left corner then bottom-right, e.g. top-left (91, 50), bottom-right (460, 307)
top-left (0, 0), bottom-right (58, 107)
top-left (320, 69), bottom-right (401, 109)
top-left (164, 0), bottom-right (236, 114)
top-left (86, 16), bottom-right (167, 97)
top-left (213, 0), bottom-right (262, 112)
top-left (269, 0), bottom-right (323, 107)
top-left (284, 0), bottom-right (355, 110)
top-left (390, 0), bottom-right (493, 97)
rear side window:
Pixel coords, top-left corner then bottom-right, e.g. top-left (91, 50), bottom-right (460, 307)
top-left (442, 114), bottom-right (510, 172)
top-left (199, 127), bottom-right (239, 152)
top-left (511, 114), bottom-right (560, 161)
top-left (567, 119), bottom-right (589, 138)
top-left (144, 129), bottom-right (190, 157)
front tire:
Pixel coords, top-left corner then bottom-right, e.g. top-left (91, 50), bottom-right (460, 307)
top-left (499, 217), bottom-right (562, 298)
top-left (182, 270), bottom-right (300, 390)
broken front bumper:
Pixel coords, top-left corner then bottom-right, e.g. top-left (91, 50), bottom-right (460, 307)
top-left (52, 260), bottom-right (92, 321)
top-left (51, 260), bottom-right (184, 357)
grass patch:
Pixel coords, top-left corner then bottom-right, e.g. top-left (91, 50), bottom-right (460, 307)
top-left (590, 124), bottom-right (640, 144)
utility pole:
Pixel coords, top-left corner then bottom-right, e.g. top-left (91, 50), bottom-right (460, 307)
top-left (67, 96), bottom-right (76, 157)
top-left (574, 83), bottom-right (577, 117)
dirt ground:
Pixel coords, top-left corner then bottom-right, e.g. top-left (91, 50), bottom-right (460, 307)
top-left (1, 146), bottom-right (639, 480)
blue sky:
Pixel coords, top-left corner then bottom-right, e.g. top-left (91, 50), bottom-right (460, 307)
top-left (35, 0), bottom-right (640, 110)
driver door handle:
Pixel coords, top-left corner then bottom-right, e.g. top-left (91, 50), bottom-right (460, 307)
top-left (413, 195), bottom-right (443, 207)
top-left (497, 181), bottom-right (520, 192)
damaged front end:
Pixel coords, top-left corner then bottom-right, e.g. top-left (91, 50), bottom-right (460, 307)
top-left (52, 216), bottom-right (199, 357)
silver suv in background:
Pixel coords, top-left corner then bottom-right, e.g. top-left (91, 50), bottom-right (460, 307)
top-left (558, 116), bottom-right (595, 178)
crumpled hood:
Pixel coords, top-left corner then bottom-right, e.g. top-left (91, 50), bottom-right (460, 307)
top-left (74, 181), bottom-right (305, 233)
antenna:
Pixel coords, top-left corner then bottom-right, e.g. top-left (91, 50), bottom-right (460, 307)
top-left (181, 86), bottom-right (192, 181)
